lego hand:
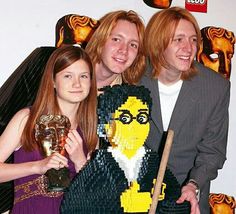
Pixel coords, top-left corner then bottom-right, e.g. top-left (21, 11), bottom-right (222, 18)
top-left (120, 181), bottom-right (152, 213)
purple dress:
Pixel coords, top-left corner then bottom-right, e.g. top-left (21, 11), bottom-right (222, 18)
top-left (11, 147), bottom-right (77, 214)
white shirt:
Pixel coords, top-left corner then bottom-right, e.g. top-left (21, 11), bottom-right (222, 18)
top-left (158, 80), bottom-right (183, 131)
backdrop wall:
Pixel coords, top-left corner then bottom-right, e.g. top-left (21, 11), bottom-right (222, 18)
top-left (0, 0), bottom-right (235, 197)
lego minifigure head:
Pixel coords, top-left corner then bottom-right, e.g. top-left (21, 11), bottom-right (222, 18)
top-left (97, 84), bottom-right (152, 156)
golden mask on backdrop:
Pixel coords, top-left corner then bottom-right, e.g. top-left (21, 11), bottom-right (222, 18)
top-left (143, 0), bottom-right (172, 9)
top-left (197, 27), bottom-right (235, 79)
top-left (209, 193), bottom-right (236, 214)
top-left (55, 14), bottom-right (99, 48)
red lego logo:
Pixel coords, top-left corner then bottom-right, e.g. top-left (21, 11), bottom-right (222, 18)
top-left (185, 0), bottom-right (208, 13)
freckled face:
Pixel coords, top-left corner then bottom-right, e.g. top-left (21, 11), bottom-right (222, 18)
top-left (163, 19), bottom-right (198, 73)
top-left (98, 20), bottom-right (139, 75)
top-left (54, 59), bottom-right (91, 106)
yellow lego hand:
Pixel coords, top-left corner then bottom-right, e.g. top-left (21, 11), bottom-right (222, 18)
top-left (120, 181), bottom-right (152, 213)
top-left (151, 179), bottom-right (166, 201)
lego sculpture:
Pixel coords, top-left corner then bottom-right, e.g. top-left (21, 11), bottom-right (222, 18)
top-left (60, 84), bottom-right (190, 213)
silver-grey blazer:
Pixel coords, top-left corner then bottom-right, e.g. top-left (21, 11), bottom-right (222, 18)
top-left (139, 61), bottom-right (230, 213)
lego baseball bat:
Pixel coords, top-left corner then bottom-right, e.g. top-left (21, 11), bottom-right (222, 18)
top-left (149, 129), bottom-right (174, 214)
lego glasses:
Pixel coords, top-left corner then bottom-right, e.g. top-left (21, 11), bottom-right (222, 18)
top-left (113, 110), bottom-right (150, 124)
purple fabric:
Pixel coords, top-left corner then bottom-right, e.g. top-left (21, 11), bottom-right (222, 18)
top-left (77, 127), bottom-right (88, 156)
top-left (11, 144), bottom-right (77, 214)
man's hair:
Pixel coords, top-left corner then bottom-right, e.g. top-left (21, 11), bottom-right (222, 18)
top-left (145, 6), bottom-right (201, 80)
top-left (86, 10), bottom-right (146, 84)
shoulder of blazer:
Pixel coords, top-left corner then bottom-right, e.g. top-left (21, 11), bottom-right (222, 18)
top-left (193, 61), bottom-right (230, 87)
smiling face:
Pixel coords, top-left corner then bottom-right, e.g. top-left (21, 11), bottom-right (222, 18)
top-left (162, 19), bottom-right (197, 74)
top-left (98, 20), bottom-right (139, 77)
top-left (106, 96), bottom-right (150, 158)
top-left (54, 59), bottom-right (91, 107)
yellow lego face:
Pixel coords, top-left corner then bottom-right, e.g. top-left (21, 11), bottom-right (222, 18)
top-left (106, 96), bottom-right (150, 156)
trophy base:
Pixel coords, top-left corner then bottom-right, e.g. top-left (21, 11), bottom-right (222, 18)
top-left (45, 167), bottom-right (70, 192)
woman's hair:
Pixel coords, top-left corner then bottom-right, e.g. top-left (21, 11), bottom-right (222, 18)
top-left (86, 10), bottom-right (146, 84)
top-left (145, 6), bottom-right (201, 80)
top-left (21, 45), bottom-right (98, 153)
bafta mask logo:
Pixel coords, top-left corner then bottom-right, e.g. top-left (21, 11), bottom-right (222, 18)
top-left (55, 14), bottom-right (99, 48)
top-left (143, 0), bottom-right (172, 9)
top-left (209, 193), bottom-right (236, 214)
top-left (197, 26), bottom-right (235, 79)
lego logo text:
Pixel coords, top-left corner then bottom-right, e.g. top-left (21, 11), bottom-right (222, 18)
top-left (187, 0), bottom-right (205, 4)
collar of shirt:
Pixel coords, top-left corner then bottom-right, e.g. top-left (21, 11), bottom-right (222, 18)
top-left (108, 146), bottom-right (146, 183)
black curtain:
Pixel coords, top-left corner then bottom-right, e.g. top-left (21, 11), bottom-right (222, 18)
top-left (0, 46), bottom-right (56, 213)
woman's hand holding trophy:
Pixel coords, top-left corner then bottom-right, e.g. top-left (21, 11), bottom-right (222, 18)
top-left (35, 114), bottom-right (72, 192)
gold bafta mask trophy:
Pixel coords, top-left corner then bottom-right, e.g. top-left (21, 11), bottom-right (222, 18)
top-left (35, 114), bottom-right (71, 192)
